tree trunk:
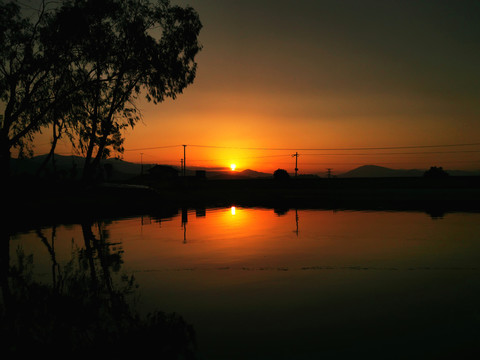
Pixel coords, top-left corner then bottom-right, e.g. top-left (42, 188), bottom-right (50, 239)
top-left (36, 121), bottom-right (63, 176)
top-left (89, 124), bottom-right (111, 183)
top-left (0, 226), bottom-right (11, 309)
top-left (0, 132), bottom-right (11, 182)
top-left (82, 66), bottom-right (101, 183)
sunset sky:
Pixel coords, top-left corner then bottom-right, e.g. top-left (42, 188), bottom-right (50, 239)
top-left (33, 0), bottom-right (480, 174)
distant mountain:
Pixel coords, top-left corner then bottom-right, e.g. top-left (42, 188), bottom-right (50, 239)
top-left (338, 165), bottom-right (480, 178)
top-left (444, 169), bottom-right (480, 176)
top-left (11, 154), bottom-right (83, 175)
top-left (239, 169), bottom-right (271, 178)
top-left (10, 155), bottom-right (273, 180)
top-left (208, 168), bottom-right (271, 179)
top-left (10, 154), bottom-right (155, 181)
top-left (12, 156), bottom-right (479, 180)
top-left (339, 165), bottom-right (423, 178)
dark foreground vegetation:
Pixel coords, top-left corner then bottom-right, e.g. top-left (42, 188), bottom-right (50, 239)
top-left (1, 210), bottom-right (196, 358)
top-left (1, 257), bottom-right (196, 357)
top-left (7, 174), bottom-right (480, 231)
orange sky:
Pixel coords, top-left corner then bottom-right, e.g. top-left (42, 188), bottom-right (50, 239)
top-left (30, 0), bottom-right (480, 175)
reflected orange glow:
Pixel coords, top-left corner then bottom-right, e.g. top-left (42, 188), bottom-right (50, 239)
top-left (14, 209), bottom-right (480, 275)
top-left (12, 209), bottom-right (480, 285)
top-left (13, 210), bottom-right (480, 360)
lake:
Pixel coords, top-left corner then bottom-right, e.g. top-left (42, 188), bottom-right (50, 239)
top-left (3, 207), bottom-right (480, 359)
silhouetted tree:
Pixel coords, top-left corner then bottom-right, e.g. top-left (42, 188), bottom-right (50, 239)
top-left (0, 0), bottom-right (78, 178)
top-left (424, 166), bottom-right (449, 178)
top-left (274, 168), bottom-right (290, 180)
top-left (0, 0), bottom-right (202, 183)
top-left (53, 0), bottom-right (202, 182)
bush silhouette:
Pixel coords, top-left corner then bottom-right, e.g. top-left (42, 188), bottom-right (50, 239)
top-left (273, 169), bottom-right (290, 180)
top-left (424, 166), bottom-right (449, 178)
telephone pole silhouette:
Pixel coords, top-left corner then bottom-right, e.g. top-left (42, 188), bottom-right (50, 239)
top-left (182, 145), bottom-right (187, 177)
top-left (292, 152), bottom-right (299, 177)
top-left (327, 168), bottom-right (332, 178)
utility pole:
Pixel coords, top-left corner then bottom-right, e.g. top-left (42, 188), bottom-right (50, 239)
top-left (182, 145), bottom-right (187, 177)
top-left (140, 153), bottom-right (143, 175)
top-left (326, 168), bottom-right (332, 179)
top-left (292, 152), bottom-right (299, 177)
top-left (180, 158), bottom-right (184, 173)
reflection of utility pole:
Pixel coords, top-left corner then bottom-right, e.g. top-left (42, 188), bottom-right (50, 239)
top-left (294, 208), bottom-right (299, 237)
top-left (182, 145), bottom-right (187, 177)
top-left (181, 208), bottom-right (188, 244)
top-left (292, 152), bottom-right (299, 177)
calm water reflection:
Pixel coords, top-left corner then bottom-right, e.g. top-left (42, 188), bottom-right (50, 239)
top-left (3, 208), bottom-right (480, 359)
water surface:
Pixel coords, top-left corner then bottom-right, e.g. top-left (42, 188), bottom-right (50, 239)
top-left (6, 207), bottom-right (480, 359)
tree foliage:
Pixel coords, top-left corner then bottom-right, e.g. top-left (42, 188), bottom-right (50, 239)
top-left (0, 0), bottom-right (73, 164)
top-left (273, 168), bottom-right (290, 180)
top-left (0, 0), bottom-right (202, 182)
top-left (424, 166), bottom-right (449, 178)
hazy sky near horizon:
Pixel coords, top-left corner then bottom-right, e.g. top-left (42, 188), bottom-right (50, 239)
top-left (27, 0), bottom-right (480, 173)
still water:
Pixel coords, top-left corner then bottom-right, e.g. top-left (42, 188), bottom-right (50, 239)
top-left (6, 207), bottom-right (480, 358)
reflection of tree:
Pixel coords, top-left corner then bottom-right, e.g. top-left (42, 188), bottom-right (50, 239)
top-left (150, 207), bottom-right (180, 226)
top-left (0, 222), bottom-right (196, 357)
top-left (425, 208), bottom-right (446, 220)
top-left (274, 207), bottom-right (290, 216)
top-left (272, 207), bottom-right (300, 236)
top-left (36, 227), bottom-right (61, 291)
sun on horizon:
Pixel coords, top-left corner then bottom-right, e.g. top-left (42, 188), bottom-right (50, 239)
top-left (230, 164), bottom-right (236, 171)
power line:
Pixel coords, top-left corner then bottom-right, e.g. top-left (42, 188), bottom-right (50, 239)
top-left (35, 147), bottom-right (480, 166)
top-left (186, 142), bottom-right (480, 151)
top-left (124, 145), bottom-right (181, 151)
top-left (275, 160), bottom-right (480, 165)
top-left (178, 154), bottom-right (292, 162)
top-left (301, 150), bottom-right (480, 156)
top-left (121, 142), bottom-right (480, 153)
top-left (131, 150), bottom-right (480, 158)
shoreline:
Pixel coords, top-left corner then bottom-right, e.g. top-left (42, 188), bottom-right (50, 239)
top-left (6, 176), bottom-right (480, 232)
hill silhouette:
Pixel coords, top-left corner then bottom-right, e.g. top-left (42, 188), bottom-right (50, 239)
top-left (10, 155), bottom-right (272, 180)
top-left (208, 169), bottom-right (271, 179)
top-left (339, 165), bottom-right (423, 178)
top-left (10, 156), bottom-right (480, 180)
top-left (11, 154), bottom-right (152, 181)
top-left (338, 165), bottom-right (480, 178)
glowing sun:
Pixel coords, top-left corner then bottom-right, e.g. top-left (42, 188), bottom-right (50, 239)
top-left (230, 164), bottom-right (236, 171)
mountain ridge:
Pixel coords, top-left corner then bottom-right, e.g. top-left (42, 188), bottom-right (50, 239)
top-left (10, 155), bottom-right (480, 179)
top-left (338, 164), bottom-right (480, 178)
top-left (10, 154), bottom-right (272, 180)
